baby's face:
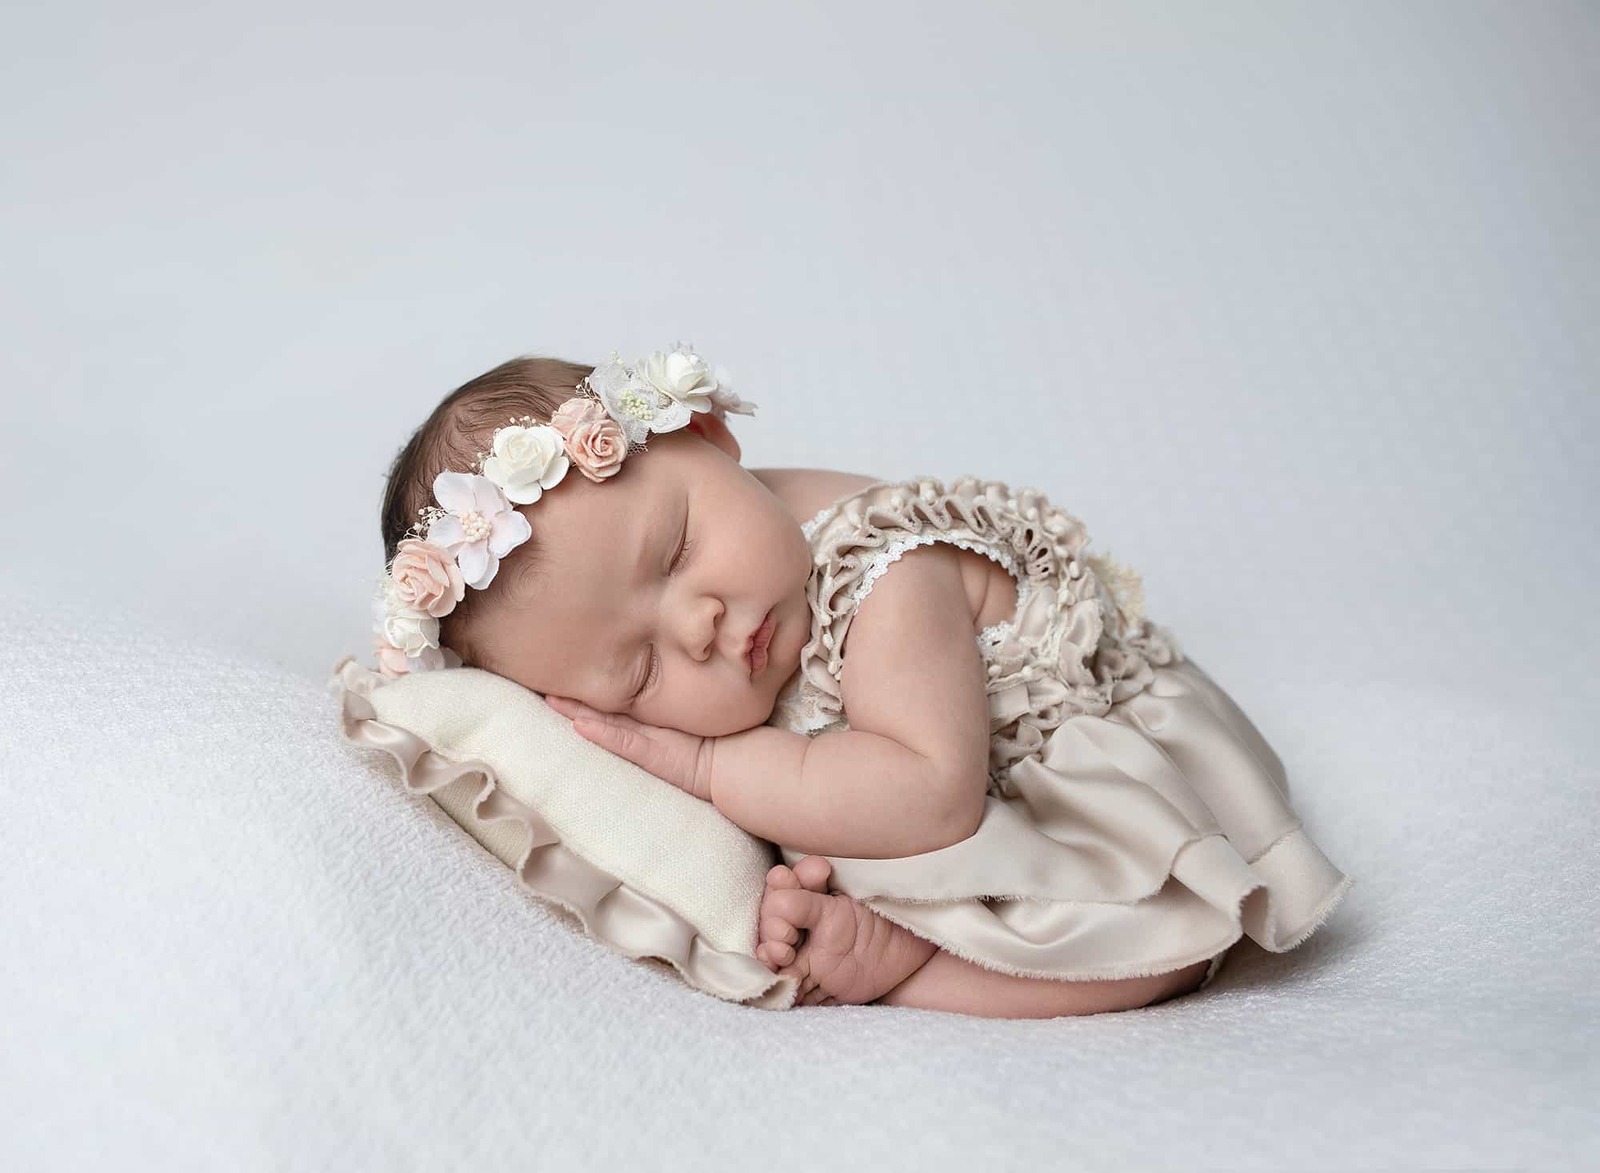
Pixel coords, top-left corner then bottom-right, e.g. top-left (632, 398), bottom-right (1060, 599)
top-left (481, 426), bottom-right (814, 737)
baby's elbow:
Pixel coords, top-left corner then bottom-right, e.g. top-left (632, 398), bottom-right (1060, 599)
top-left (947, 795), bottom-right (986, 846)
top-left (933, 775), bottom-right (988, 849)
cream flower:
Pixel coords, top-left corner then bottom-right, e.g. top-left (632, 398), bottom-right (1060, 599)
top-left (426, 471), bottom-right (532, 590)
top-left (636, 346), bottom-right (720, 413)
top-left (382, 605), bottom-right (440, 656)
top-left (389, 537), bottom-right (465, 619)
top-left (481, 424), bottom-right (569, 505)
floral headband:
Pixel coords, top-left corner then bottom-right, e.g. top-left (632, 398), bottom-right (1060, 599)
top-left (371, 342), bottom-right (755, 679)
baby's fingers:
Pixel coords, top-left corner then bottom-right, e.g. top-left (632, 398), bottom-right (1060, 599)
top-left (543, 696), bottom-right (709, 799)
top-left (546, 696), bottom-right (642, 751)
top-left (543, 695), bottom-right (590, 719)
top-left (568, 708), bottom-right (646, 756)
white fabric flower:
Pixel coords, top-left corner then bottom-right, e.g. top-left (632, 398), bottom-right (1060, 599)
top-left (588, 356), bottom-right (689, 445)
top-left (383, 607), bottom-right (440, 655)
top-left (407, 644), bottom-right (461, 673)
top-left (707, 364), bottom-right (757, 417)
top-left (425, 471), bottom-right (532, 589)
top-left (481, 423), bottom-right (570, 505)
top-left (636, 346), bottom-right (720, 413)
top-left (374, 581), bottom-right (441, 653)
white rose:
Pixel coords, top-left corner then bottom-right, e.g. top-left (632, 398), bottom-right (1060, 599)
top-left (637, 348), bottom-right (719, 413)
top-left (481, 424), bottom-right (570, 505)
top-left (383, 608), bottom-right (440, 656)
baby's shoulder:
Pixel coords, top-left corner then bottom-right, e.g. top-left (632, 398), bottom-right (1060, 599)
top-left (749, 467), bottom-right (880, 529)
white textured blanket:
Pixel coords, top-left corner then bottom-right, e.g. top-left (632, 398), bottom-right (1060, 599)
top-left (2, 582), bottom-right (1594, 1169)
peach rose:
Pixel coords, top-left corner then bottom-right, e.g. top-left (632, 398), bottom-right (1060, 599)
top-left (566, 416), bottom-right (628, 482)
top-left (549, 397), bottom-right (607, 440)
top-left (390, 538), bottom-right (465, 619)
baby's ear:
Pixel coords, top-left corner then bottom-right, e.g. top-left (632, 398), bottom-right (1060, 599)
top-left (684, 411), bottom-right (742, 462)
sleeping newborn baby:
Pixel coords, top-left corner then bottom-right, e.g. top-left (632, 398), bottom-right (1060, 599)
top-left (374, 344), bottom-right (1351, 1018)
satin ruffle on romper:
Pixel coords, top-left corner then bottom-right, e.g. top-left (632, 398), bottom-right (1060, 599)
top-left (766, 477), bottom-right (1351, 984)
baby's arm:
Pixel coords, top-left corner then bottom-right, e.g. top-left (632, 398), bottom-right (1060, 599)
top-left (708, 543), bottom-right (992, 857)
top-left (550, 544), bottom-right (992, 859)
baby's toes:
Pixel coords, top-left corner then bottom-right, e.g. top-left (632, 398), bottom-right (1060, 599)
top-left (756, 941), bottom-right (795, 971)
top-left (765, 864), bottom-right (801, 891)
top-left (759, 912), bottom-right (800, 949)
top-left (792, 855), bottom-right (833, 892)
top-left (758, 869), bottom-right (806, 951)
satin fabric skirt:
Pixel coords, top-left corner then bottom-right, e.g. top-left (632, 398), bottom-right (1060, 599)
top-left (778, 658), bottom-right (1351, 983)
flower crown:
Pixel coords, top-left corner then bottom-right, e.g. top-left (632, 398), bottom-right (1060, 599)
top-left (371, 342), bottom-right (755, 679)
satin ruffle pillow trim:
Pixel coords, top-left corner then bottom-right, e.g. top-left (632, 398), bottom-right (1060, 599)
top-left (328, 658), bottom-right (799, 1010)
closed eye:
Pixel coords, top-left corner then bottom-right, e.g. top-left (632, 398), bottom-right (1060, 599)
top-left (670, 514), bottom-right (693, 575)
top-left (635, 507), bottom-right (689, 704)
top-left (632, 647), bottom-right (660, 702)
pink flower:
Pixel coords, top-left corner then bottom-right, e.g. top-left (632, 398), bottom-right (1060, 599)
top-left (426, 472), bottom-right (532, 590)
top-left (389, 538), bottom-right (465, 619)
top-left (566, 416), bottom-right (628, 482)
top-left (549, 397), bottom-right (607, 439)
top-left (549, 396), bottom-right (627, 477)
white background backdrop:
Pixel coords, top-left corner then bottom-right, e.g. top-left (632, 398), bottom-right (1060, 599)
top-left (3, 2), bottom-right (1596, 1169)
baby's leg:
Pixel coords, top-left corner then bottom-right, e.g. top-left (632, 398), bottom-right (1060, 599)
top-left (760, 856), bottom-right (1209, 1017)
top-left (876, 948), bottom-right (1210, 1019)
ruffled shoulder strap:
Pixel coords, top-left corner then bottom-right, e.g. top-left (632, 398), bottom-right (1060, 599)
top-left (787, 475), bottom-right (1096, 732)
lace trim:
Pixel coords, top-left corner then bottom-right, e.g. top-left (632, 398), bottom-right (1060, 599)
top-left (844, 528), bottom-right (1022, 613)
top-left (800, 504), bottom-right (835, 542)
top-left (804, 497), bottom-right (1037, 659)
top-left (976, 577), bottom-right (1035, 654)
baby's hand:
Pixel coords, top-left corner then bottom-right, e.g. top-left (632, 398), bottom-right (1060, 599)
top-left (544, 696), bottom-right (715, 802)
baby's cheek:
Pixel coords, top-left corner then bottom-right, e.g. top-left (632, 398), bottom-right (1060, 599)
top-left (674, 692), bottom-right (761, 738)
top-left (729, 688), bottom-right (778, 736)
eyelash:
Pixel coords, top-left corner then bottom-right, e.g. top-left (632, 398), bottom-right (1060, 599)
top-left (636, 650), bottom-right (660, 701)
top-left (671, 535), bottom-right (694, 575)
top-left (634, 526), bottom-right (693, 701)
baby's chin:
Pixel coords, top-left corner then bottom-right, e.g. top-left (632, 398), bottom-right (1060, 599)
top-left (679, 698), bottom-right (777, 738)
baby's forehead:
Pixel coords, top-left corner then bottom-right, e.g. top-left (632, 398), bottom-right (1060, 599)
top-left (509, 470), bottom-right (674, 587)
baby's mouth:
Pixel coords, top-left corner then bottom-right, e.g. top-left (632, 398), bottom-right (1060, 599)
top-left (746, 608), bottom-right (776, 678)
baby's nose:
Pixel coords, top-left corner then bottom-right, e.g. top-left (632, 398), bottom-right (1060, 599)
top-left (684, 596), bottom-right (724, 662)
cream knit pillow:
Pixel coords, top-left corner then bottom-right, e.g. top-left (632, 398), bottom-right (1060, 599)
top-left (329, 657), bottom-right (797, 1009)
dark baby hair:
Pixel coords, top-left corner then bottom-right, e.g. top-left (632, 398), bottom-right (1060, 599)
top-left (378, 354), bottom-right (595, 669)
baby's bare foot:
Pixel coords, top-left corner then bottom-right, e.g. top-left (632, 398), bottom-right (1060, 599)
top-left (756, 856), bottom-right (938, 1006)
